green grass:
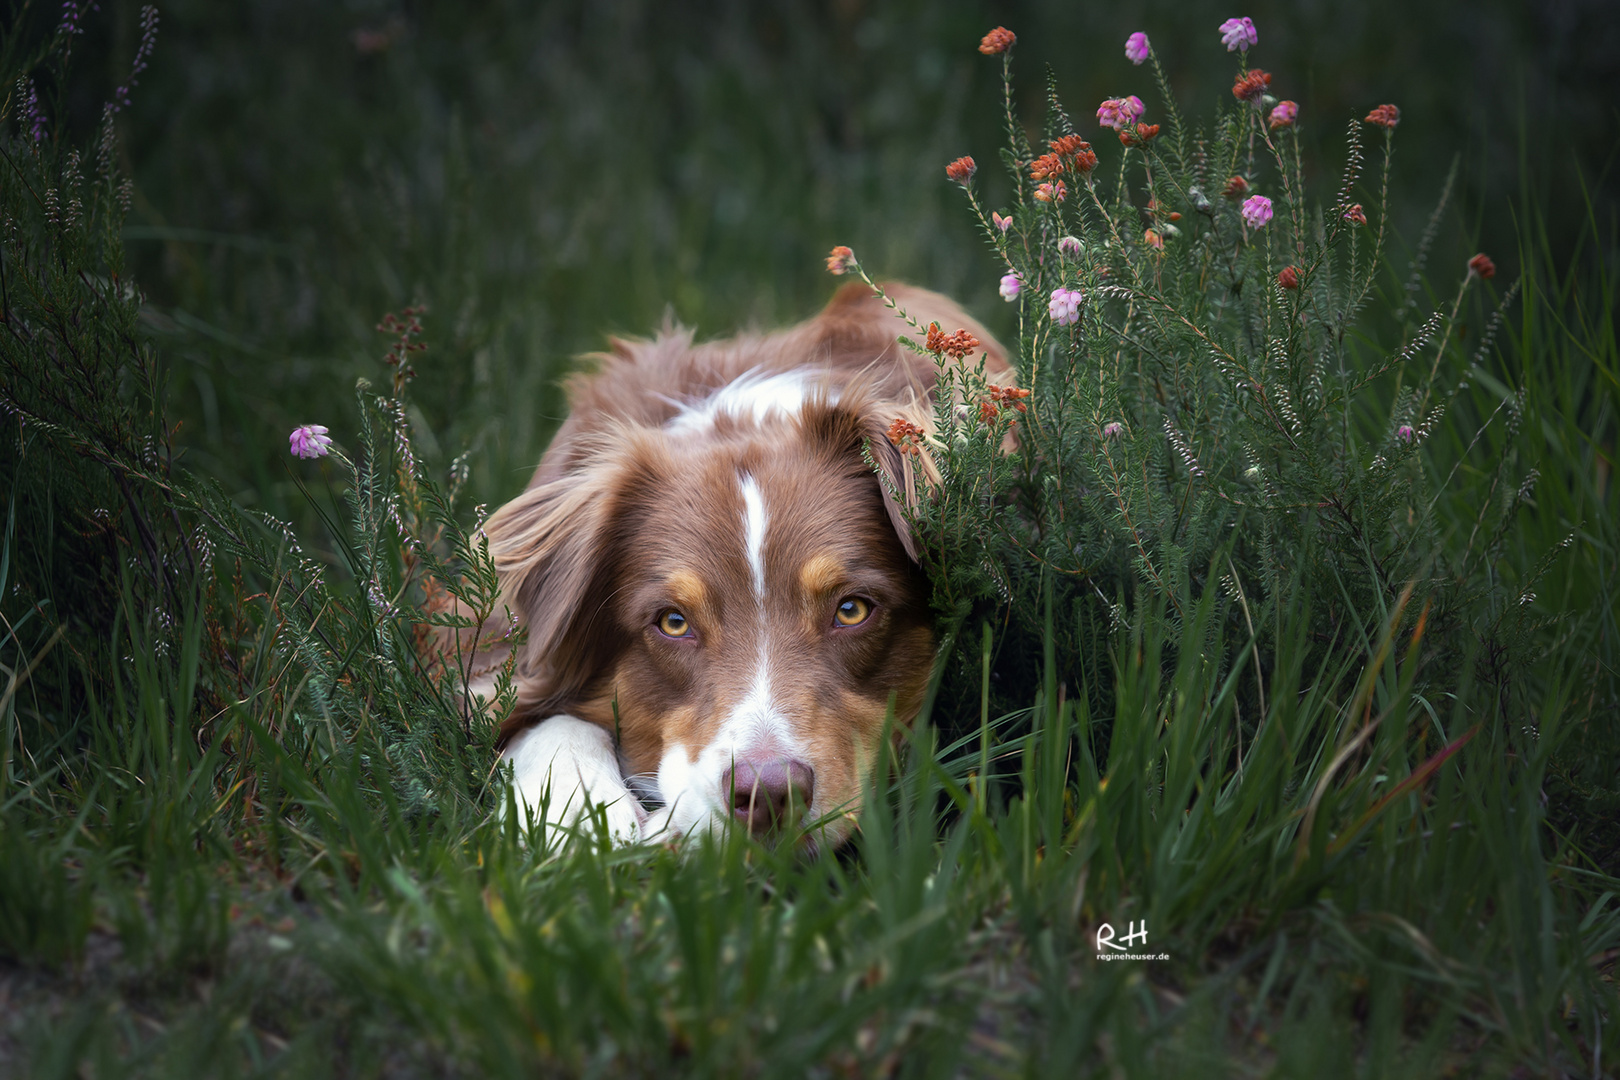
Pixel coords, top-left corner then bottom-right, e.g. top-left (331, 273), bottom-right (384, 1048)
top-left (2, 2), bottom-right (1618, 1076)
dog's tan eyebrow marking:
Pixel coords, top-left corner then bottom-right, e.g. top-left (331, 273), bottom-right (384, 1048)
top-left (798, 552), bottom-right (845, 596)
top-left (663, 570), bottom-right (707, 610)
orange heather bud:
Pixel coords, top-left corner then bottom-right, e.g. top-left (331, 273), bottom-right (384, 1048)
top-left (826, 246), bottom-right (857, 275)
top-left (1118, 122), bottom-right (1160, 147)
top-left (1342, 203), bottom-right (1367, 225)
top-left (946, 156), bottom-right (977, 184)
top-left (1364, 104), bottom-right (1400, 129)
top-left (1029, 152), bottom-right (1066, 181)
top-left (1144, 228), bottom-right (1164, 250)
top-left (978, 399), bottom-right (1001, 424)
top-left (1468, 253), bottom-right (1496, 279)
top-left (925, 322), bottom-right (948, 354)
top-left (1145, 199), bottom-right (1180, 222)
top-left (886, 418), bottom-right (924, 455)
top-left (1277, 265), bottom-right (1300, 289)
top-left (1232, 70), bottom-right (1272, 103)
top-left (992, 385), bottom-right (1031, 412)
top-left (1072, 146), bottom-right (1098, 173)
top-left (1033, 180), bottom-right (1067, 203)
top-left (1223, 175), bottom-right (1249, 200)
top-left (1049, 134), bottom-right (1093, 160)
top-left (944, 329), bottom-right (981, 360)
top-left (978, 26), bottom-right (1016, 54)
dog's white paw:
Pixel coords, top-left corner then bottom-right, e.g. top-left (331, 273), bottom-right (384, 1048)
top-left (502, 715), bottom-right (646, 847)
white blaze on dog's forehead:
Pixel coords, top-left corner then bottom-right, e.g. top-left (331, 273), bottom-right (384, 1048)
top-left (739, 473), bottom-right (767, 600)
top-left (662, 369), bottom-right (833, 434)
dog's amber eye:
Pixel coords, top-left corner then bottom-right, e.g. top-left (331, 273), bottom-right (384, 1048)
top-left (658, 610), bottom-right (691, 638)
top-left (834, 597), bottom-right (871, 627)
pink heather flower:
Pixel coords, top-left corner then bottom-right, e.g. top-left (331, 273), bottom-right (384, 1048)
top-left (1095, 95), bottom-right (1146, 131)
top-left (1102, 421), bottom-right (1124, 439)
top-left (1096, 96), bottom-right (1144, 132)
top-left (1396, 424), bottom-right (1415, 444)
top-left (992, 211), bottom-right (1013, 233)
top-left (999, 272), bottom-right (1023, 301)
top-left (825, 246), bottom-right (857, 275)
top-left (1219, 16), bottom-right (1257, 52)
top-left (1268, 100), bottom-right (1297, 129)
top-left (1049, 287), bottom-right (1083, 326)
top-left (1125, 32), bottom-right (1151, 65)
top-left (1240, 194), bottom-right (1273, 228)
top-left (289, 424), bottom-right (333, 459)
top-left (1058, 235), bottom-right (1081, 257)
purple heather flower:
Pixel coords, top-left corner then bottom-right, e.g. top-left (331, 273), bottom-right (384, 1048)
top-left (1219, 16), bottom-right (1258, 53)
top-left (20, 81), bottom-right (46, 145)
top-left (1058, 235), bottom-right (1082, 257)
top-left (289, 424), bottom-right (333, 459)
top-left (992, 211), bottom-right (1013, 233)
top-left (1396, 424), bottom-right (1415, 444)
top-left (110, 5), bottom-right (159, 115)
top-left (1125, 32), bottom-right (1151, 65)
top-left (1049, 287), bottom-right (1083, 326)
top-left (1240, 194), bottom-right (1273, 228)
top-left (1102, 421), bottom-right (1125, 439)
top-left (999, 272), bottom-right (1023, 302)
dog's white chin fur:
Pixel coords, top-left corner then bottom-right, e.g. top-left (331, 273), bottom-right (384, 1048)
top-left (502, 716), bottom-right (674, 847)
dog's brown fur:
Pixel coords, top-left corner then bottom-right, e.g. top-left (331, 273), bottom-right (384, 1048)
top-left (483, 282), bottom-right (1008, 846)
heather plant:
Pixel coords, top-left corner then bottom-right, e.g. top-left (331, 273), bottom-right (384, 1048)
top-left (840, 24), bottom-right (1545, 719)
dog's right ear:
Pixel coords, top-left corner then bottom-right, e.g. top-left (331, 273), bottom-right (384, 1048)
top-left (484, 434), bottom-right (644, 716)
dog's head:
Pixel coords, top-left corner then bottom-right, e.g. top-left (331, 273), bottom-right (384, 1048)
top-left (485, 284), bottom-right (1005, 849)
top-left (487, 389), bottom-right (932, 849)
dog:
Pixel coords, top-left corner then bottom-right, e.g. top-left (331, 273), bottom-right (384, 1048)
top-left (482, 282), bottom-right (1008, 849)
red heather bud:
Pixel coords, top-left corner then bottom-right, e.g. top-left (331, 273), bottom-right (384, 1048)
top-left (946, 156), bottom-right (976, 184)
top-left (1278, 265), bottom-right (1300, 289)
top-left (978, 26), bottom-right (1016, 54)
top-left (1468, 253), bottom-right (1496, 279)
top-left (1232, 69), bottom-right (1273, 103)
top-left (1223, 175), bottom-right (1249, 200)
top-left (1364, 104), bottom-right (1400, 129)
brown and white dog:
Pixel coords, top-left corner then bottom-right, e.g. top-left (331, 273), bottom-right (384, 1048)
top-left (483, 283), bottom-right (1008, 849)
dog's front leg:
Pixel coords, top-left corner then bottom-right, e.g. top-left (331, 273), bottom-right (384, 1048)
top-left (501, 715), bottom-right (646, 846)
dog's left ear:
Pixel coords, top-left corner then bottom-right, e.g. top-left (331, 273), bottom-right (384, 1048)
top-left (801, 395), bottom-right (935, 564)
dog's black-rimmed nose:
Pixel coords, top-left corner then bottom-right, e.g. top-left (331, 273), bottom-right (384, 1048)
top-left (724, 758), bottom-right (815, 834)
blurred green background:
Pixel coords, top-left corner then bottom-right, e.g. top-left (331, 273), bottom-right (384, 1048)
top-left (52, 0), bottom-right (1620, 521)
